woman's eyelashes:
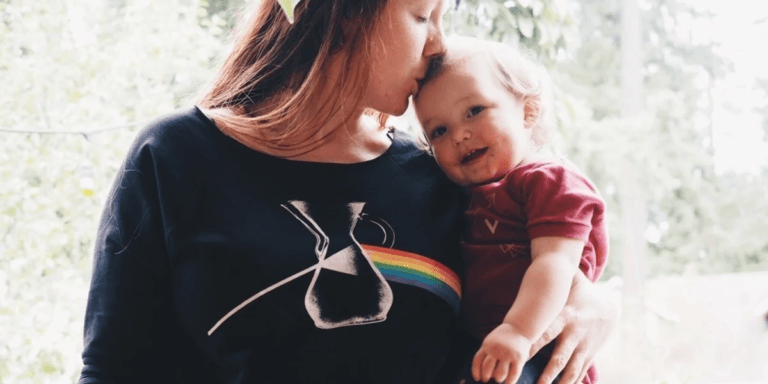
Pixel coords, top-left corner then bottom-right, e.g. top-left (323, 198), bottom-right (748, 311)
top-left (416, 14), bottom-right (429, 23)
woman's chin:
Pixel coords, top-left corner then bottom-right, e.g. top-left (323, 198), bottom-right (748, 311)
top-left (387, 102), bottom-right (409, 117)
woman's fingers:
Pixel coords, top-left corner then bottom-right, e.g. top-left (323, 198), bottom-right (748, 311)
top-left (529, 311), bottom-right (567, 357)
top-left (557, 345), bottom-right (590, 384)
top-left (536, 337), bottom-right (577, 384)
top-left (576, 358), bottom-right (592, 384)
top-left (533, 273), bottom-right (620, 384)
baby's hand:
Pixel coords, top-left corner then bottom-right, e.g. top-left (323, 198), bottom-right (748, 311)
top-left (472, 323), bottom-right (533, 384)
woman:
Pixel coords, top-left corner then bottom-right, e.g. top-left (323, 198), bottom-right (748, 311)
top-left (78, 0), bottom-right (617, 383)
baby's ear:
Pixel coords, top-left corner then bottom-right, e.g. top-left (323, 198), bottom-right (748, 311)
top-left (523, 98), bottom-right (541, 129)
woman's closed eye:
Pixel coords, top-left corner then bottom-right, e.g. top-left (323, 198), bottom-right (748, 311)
top-left (467, 106), bottom-right (485, 118)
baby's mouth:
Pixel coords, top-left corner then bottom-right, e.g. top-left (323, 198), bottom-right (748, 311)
top-left (461, 147), bottom-right (488, 165)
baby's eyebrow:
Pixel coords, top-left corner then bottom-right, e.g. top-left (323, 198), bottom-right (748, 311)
top-left (457, 93), bottom-right (480, 105)
top-left (420, 118), bottom-right (435, 129)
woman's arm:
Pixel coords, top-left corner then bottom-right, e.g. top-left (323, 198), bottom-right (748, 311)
top-left (528, 272), bottom-right (620, 384)
top-left (79, 133), bottom-right (177, 384)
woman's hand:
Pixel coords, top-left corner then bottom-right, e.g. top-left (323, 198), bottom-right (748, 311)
top-left (528, 273), bottom-right (619, 384)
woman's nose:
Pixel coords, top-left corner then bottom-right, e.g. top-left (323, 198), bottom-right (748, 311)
top-left (424, 20), bottom-right (446, 59)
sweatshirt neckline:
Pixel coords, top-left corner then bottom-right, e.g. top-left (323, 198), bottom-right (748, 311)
top-left (192, 106), bottom-right (398, 170)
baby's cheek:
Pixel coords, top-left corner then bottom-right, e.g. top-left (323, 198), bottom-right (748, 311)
top-left (433, 151), bottom-right (453, 171)
top-left (434, 158), bottom-right (451, 175)
top-left (433, 157), bottom-right (459, 182)
top-left (444, 167), bottom-right (470, 187)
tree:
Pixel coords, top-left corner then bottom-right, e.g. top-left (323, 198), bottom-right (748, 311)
top-left (2, 1), bottom-right (765, 383)
top-left (545, 0), bottom-right (760, 278)
top-left (0, 0), bottom-right (224, 381)
top-left (444, 0), bottom-right (578, 63)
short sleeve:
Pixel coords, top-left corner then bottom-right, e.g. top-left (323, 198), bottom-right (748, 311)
top-left (517, 165), bottom-right (603, 239)
top-left (515, 164), bottom-right (607, 281)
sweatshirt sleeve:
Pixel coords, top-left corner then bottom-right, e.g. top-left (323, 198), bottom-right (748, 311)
top-left (79, 128), bottom-right (178, 383)
top-left (516, 164), bottom-right (608, 281)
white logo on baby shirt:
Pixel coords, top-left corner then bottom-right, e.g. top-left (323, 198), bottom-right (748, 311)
top-left (485, 193), bottom-right (496, 208)
top-left (484, 218), bottom-right (499, 234)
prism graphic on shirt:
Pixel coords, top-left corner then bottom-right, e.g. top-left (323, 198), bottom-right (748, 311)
top-left (208, 201), bottom-right (394, 335)
top-left (283, 200), bottom-right (394, 329)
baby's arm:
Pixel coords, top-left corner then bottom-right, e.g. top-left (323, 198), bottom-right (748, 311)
top-left (504, 236), bottom-right (584, 345)
top-left (472, 236), bottom-right (584, 384)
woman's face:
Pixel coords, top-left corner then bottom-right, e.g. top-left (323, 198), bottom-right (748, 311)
top-left (363, 0), bottom-right (450, 116)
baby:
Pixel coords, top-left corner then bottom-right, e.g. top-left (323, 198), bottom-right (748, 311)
top-left (413, 36), bottom-right (608, 384)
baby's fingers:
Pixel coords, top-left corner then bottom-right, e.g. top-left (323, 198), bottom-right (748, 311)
top-left (472, 350), bottom-right (486, 381)
top-left (492, 359), bottom-right (510, 384)
top-left (481, 354), bottom-right (499, 383)
top-left (504, 360), bottom-right (524, 384)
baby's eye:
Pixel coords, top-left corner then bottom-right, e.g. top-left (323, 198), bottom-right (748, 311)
top-left (416, 15), bottom-right (429, 23)
top-left (467, 106), bottom-right (485, 118)
top-left (430, 126), bottom-right (447, 139)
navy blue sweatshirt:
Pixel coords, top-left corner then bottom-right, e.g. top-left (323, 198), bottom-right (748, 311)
top-left (79, 107), bottom-right (467, 384)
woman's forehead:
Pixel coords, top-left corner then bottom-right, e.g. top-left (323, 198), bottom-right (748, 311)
top-left (401, 0), bottom-right (455, 14)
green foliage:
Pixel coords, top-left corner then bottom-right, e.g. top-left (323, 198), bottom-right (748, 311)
top-left (437, 0), bottom-right (767, 279)
top-left (1, 0), bottom-right (767, 383)
top-left (444, 0), bottom-right (578, 63)
top-left (0, 0), bottom-right (224, 382)
top-left (547, 0), bottom-right (767, 278)
top-left (432, 0), bottom-right (767, 279)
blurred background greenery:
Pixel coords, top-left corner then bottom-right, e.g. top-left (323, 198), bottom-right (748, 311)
top-left (1, 0), bottom-right (767, 382)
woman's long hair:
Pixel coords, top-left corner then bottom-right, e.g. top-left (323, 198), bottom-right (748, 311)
top-left (198, 0), bottom-right (389, 156)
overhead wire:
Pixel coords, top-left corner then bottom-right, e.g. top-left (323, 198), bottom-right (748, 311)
top-left (0, 120), bottom-right (145, 136)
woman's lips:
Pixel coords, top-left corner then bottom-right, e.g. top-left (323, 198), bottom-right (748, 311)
top-left (461, 147), bottom-right (488, 165)
top-left (412, 78), bottom-right (423, 96)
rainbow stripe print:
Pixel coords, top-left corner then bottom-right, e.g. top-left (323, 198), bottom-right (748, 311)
top-left (362, 244), bottom-right (462, 314)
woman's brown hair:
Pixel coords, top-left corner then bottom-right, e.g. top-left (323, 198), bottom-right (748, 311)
top-left (198, 0), bottom-right (390, 156)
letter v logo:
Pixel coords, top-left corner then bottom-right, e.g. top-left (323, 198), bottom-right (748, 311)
top-left (484, 218), bottom-right (498, 234)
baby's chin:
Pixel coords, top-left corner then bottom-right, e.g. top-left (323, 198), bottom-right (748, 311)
top-left (450, 174), bottom-right (502, 188)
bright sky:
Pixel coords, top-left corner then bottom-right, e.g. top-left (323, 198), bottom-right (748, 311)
top-left (683, 0), bottom-right (768, 174)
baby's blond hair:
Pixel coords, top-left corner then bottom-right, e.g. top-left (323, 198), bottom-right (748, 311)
top-left (418, 35), bottom-right (554, 148)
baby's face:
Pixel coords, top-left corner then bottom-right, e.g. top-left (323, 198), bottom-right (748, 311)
top-left (414, 58), bottom-right (535, 187)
